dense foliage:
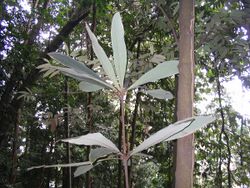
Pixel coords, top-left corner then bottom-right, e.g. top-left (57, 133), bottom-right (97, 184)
top-left (0, 0), bottom-right (249, 187)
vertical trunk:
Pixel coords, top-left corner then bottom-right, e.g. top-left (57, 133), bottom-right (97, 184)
top-left (215, 68), bottom-right (231, 188)
top-left (9, 109), bottom-right (21, 185)
top-left (128, 41), bottom-right (141, 187)
top-left (85, 92), bottom-right (93, 188)
top-left (175, 1), bottom-right (195, 188)
top-left (85, 3), bottom-right (96, 187)
top-left (118, 104), bottom-right (123, 188)
top-left (62, 77), bottom-right (72, 188)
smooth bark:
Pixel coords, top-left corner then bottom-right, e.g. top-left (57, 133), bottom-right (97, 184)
top-left (175, 0), bottom-right (195, 188)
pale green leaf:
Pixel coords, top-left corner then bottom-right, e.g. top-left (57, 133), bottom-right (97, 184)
top-left (74, 164), bottom-right (94, 177)
top-left (48, 52), bottom-right (101, 80)
top-left (86, 24), bottom-right (119, 88)
top-left (79, 81), bottom-right (104, 92)
top-left (144, 89), bottom-right (173, 100)
top-left (130, 116), bottom-right (215, 156)
top-left (111, 12), bottom-right (127, 87)
top-left (128, 60), bottom-right (179, 90)
top-left (27, 161), bottom-right (91, 171)
top-left (89, 147), bottom-right (115, 163)
top-left (164, 116), bottom-right (216, 141)
top-left (61, 133), bottom-right (120, 153)
top-left (49, 65), bottom-right (113, 89)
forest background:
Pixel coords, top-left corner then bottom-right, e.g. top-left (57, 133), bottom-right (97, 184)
top-left (0, 0), bottom-right (249, 187)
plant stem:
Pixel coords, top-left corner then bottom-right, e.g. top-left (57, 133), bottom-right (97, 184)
top-left (119, 91), bottom-right (129, 188)
top-left (123, 159), bottom-right (129, 188)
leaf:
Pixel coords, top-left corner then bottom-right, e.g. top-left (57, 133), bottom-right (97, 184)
top-left (130, 116), bottom-right (215, 156)
top-left (79, 81), bottom-right (104, 92)
top-left (61, 133), bottom-right (120, 153)
top-left (86, 24), bottom-right (119, 88)
top-left (48, 52), bottom-right (101, 80)
top-left (74, 164), bottom-right (94, 177)
top-left (89, 147), bottom-right (115, 163)
top-left (143, 89), bottom-right (173, 100)
top-left (49, 65), bottom-right (113, 89)
top-left (27, 161), bottom-right (91, 171)
top-left (128, 60), bottom-right (179, 90)
top-left (164, 116), bottom-right (216, 141)
top-left (111, 12), bottom-right (127, 88)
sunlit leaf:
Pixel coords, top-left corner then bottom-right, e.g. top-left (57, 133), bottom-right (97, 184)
top-left (143, 89), bottom-right (173, 100)
top-left (86, 24), bottom-right (119, 88)
top-left (27, 161), bottom-right (91, 171)
top-left (79, 81), bottom-right (104, 92)
top-left (130, 116), bottom-right (215, 156)
top-left (61, 133), bottom-right (120, 153)
top-left (128, 60), bottom-right (179, 90)
top-left (74, 164), bottom-right (94, 177)
top-left (89, 147), bottom-right (115, 163)
top-left (111, 12), bottom-right (127, 87)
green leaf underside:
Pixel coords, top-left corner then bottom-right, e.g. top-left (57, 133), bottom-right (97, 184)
top-left (48, 65), bottom-right (113, 89)
top-left (111, 12), bottom-right (127, 87)
top-left (79, 81), bottom-right (104, 92)
top-left (128, 60), bottom-right (179, 90)
top-left (130, 116), bottom-right (215, 156)
top-left (89, 147), bottom-right (115, 163)
top-left (48, 52), bottom-right (101, 80)
top-left (74, 164), bottom-right (94, 177)
top-left (144, 89), bottom-right (173, 100)
top-left (86, 24), bottom-right (119, 88)
top-left (61, 133), bottom-right (120, 153)
top-left (27, 161), bottom-right (91, 171)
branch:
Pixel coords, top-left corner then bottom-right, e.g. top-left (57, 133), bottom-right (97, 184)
top-left (158, 5), bottom-right (179, 48)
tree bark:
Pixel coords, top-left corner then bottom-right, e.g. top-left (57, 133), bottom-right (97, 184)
top-left (174, 1), bottom-right (195, 188)
top-left (62, 77), bottom-right (72, 188)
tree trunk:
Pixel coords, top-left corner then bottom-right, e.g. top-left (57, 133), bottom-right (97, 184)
top-left (174, 0), bottom-right (195, 188)
top-left (62, 77), bottom-right (72, 188)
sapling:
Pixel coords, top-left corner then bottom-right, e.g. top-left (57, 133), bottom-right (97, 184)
top-left (31, 12), bottom-right (215, 188)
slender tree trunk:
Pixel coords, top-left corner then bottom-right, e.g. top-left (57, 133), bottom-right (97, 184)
top-left (9, 109), bottom-right (20, 185)
top-left (175, 1), bottom-right (195, 188)
top-left (215, 67), bottom-right (231, 188)
top-left (85, 3), bottom-right (96, 187)
top-left (62, 77), bottom-right (72, 188)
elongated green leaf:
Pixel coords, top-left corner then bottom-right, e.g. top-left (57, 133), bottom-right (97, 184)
top-left (48, 52), bottom-right (101, 80)
top-left (130, 116), bottom-right (215, 156)
top-left (143, 89), bottom-right (173, 100)
top-left (89, 147), bottom-right (115, 163)
top-left (27, 161), bottom-right (91, 171)
top-left (74, 164), bottom-right (94, 177)
top-left (86, 24), bottom-right (119, 88)
top-left (111, 12), bottom-right (127, 87)
top-left (164, 116), bottom-right (216, 141)
top-left (128, 60), bottom-right (179, 90)
top-left (79, 81), bottom-right (104, 92)
top-left (48, 65), bottom-right (113, 89)
top-left (61, 133), bottom-right (120, 153)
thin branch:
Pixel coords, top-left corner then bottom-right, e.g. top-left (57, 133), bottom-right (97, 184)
top-left (158, 5), bottom-right (179, 48)
top-left (216, 65), bottom-right (232, 188)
